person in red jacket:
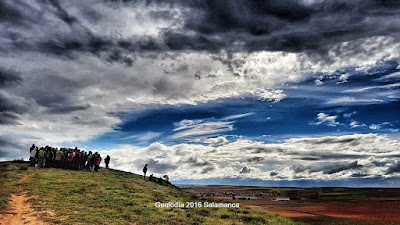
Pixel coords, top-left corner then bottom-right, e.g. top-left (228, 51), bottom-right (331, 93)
top-left (68, 151), bottom-right (74, 169)
top-left (95, 152), bottom-right (101, 172)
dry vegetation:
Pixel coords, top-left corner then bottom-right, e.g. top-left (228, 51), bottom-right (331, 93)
top-left (0, 162), bottom-right (298, 225)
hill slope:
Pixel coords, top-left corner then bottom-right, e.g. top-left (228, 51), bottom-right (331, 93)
top-left (0, 162), bottom-right (298, 225)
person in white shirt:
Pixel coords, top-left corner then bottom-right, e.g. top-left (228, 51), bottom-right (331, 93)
top-left (29, 144), bottom-right (37, 167)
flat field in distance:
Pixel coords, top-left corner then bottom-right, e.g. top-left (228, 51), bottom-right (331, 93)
top-left (182, 185), bottom-right (400, 225)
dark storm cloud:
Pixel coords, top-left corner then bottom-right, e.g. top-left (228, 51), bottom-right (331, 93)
top-left (47, 0), bottom-right (78, 25)
top-left (0, 0), bottom-right (132, 65)
top-left (293, 136), bottom-right (361, 145)
top-left (386, 161), bottom-right (400, 174)
top-left (0, 64), bottom-right (94, 123)
top-left (0, 70), bottom-right (26, 124)
top-left (0, 66), bottom-right (23, 87)
top-left (48, 104), bottom-right (91, 114)
top-left (163, 31), bottom-right (227, 52)
top-left (22, 74), bottom-right (83, 110)
top-left (15, 33), bottom-right (153, 66)
top-left (319, 161), bottom-right (362, 174)
top-left (0, 1), bottom-right (34, 26)
top-left (0, 112), bottom-right (20, 125)
top-left (0, 136), bottom-right (25, 158)
top-left (292, 161), bottom-right (362, 174)
top-left (1, 0), bottom-right (399, 63)
top-left (351, 173), bottom-right (368, 178)
top-left (32, 34), bottom-right (118, 60)
top-left (170, 0), bottom-right (400, 53)
top-left (0, 91), bottom-right (29, 125)
top-left (105, 50), bottom-right (135, 67)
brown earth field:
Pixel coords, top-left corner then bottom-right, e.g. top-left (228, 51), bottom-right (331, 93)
top-left (182, 186), bottom-right (400, 225)
top-left (239, 199), bottom-right (400, 224)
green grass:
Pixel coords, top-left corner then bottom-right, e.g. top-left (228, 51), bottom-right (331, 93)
top-left (0, 161), bottom-right (29, 212)
top-left (0, 163), bottom-right (299, 225)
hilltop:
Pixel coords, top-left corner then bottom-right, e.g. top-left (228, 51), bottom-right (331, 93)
top-left (0, 161), bottom-right (297, 225)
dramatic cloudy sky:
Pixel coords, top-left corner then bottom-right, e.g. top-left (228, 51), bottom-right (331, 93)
top-left (1, 0), bottom-right (400, 186)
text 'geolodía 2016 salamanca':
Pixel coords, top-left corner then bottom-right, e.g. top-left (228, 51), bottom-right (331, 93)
top-left (155, 202), bottom-right (240, 208)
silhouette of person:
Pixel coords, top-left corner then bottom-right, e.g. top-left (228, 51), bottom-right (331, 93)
top-left (143, 164), bottom-right (148, 180)
top-left (163, 175), bottom-right (169, 183)
top-left (105, 155), bottom-right (110, 169)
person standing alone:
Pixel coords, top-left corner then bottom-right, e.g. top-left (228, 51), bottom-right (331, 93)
top-left (105, 155), bottom-right (110, 169)
top-left (143, 164), bottom-right (148, 180)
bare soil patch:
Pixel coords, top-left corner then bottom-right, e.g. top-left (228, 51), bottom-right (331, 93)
top-left (0, 192), bottom-right (48, 225)
top-left (0, 173), bottom-right (49, 225)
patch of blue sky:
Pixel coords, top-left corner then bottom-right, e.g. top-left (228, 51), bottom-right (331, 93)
top-left (83, 59), bottom-right (400, 149)
top-left (83, 99), bottom-right (398, 150)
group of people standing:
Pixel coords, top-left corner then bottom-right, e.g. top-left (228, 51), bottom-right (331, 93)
top-left (143, 164), bottom-right (170, 185)
top-left (29, 144), bottom-right (111, 171)
top-left (28, 144), bottom-right (169, 183)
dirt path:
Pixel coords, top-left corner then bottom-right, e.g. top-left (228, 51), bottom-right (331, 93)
top-left (0, 173), bottom-right (49, 225)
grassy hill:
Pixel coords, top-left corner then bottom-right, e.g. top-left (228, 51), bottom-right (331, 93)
top-left (0, 162), bottom-right (298, 225)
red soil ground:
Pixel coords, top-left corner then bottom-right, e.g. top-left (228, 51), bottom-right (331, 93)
top-left (239, 199), bottom-right (400, 224)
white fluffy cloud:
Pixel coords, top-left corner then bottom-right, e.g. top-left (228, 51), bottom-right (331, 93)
top-left (369, 124), bottom-right (381, 130)
top-left (203, 136), bottom-right (229, 146)
top-left (350, 120), bottom-right (366, 129)
top-left (98, 133), bottom-right (400, 181)
top-left (314, 113), bottom-right (340, 126)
